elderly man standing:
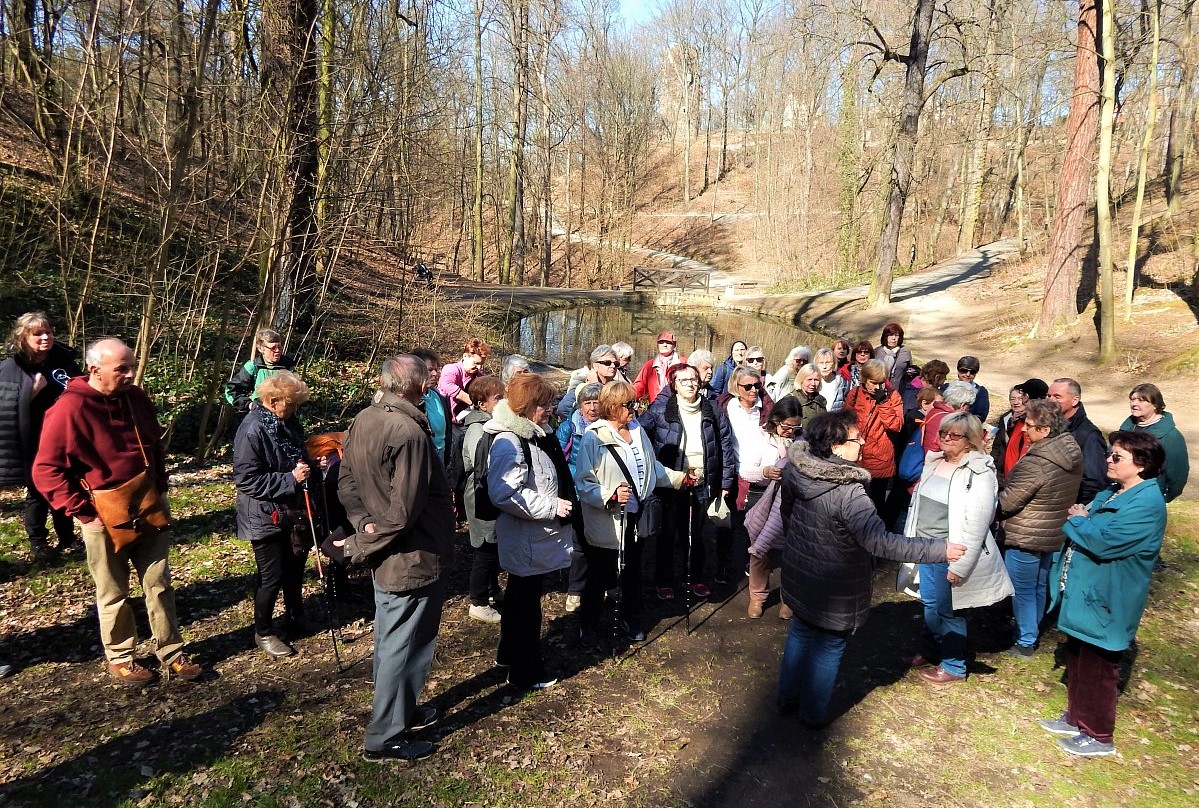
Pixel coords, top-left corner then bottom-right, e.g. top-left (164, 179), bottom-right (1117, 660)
top-left (338, 355), bottom-right (454, 763)
top-left (1048, 377), bottom-right (1108, 504)
top-left (32, 338), bottom-right (201, 685)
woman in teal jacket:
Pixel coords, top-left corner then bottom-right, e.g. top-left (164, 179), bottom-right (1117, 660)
top-left (1042, 430), bottom-right (1167, 758)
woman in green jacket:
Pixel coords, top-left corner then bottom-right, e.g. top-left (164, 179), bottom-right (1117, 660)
top-left (1119, 383), bottom-right (1188, 502)
top-left (1041, 430), bottom-right (1167, 758)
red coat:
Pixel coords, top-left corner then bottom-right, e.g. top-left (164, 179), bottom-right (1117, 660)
top-left (32, 377), bottom-right (167, 523)
top-left (844, 386), bottom-right (903, 479)
top-left (922, 401), bottom-right (956, 453)
top-left (633, 353), bottom-right (686, 402)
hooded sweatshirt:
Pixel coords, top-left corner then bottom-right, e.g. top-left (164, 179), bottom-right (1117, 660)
top-left (32, 377), bottom-right (167, 523)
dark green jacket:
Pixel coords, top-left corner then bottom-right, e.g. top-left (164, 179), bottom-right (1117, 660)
top-left (1118, 412), bottom-right (1188, 502)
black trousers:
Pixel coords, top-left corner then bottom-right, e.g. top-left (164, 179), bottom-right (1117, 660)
top-left (252, 533), bottom-right (308, 636)
top-left (579, 519), bottom-right (643, 629)
top-left (23, 485), bottom-right (74, 546)
top-left (498, 572), bottom-right (547, 686)
top-left (655, 489), bottom-right (707, 586)
top-left (469, 541), bottom-right (503, 607)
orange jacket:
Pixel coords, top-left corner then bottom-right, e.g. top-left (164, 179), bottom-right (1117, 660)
top-left (844, 386), bottom-right (904, 479)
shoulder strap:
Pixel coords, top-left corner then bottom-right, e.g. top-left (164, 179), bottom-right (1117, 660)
top-left (603, 443), bottom-right (639, 492)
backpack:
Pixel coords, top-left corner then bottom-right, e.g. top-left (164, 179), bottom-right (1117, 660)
top-left (897, 422), bottom-right (927, 482)
top-left (471, 431), bottom-right (530, 521)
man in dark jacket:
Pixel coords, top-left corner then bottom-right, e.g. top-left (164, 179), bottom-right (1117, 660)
top-left (32, 339), bottom-right (202, 686)
top-left (338, 354), bottom-right (454, 763)
top-left (1049, 378), bottom-right (1108, 504)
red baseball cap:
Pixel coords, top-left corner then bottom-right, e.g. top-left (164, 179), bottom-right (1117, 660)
top-left (656, 331), bottom-right (677, 344)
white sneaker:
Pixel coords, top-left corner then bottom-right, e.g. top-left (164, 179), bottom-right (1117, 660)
top-left (469, 604), bottom-right (501, 624)
top-left (564, 594), bottom-right (582, 613)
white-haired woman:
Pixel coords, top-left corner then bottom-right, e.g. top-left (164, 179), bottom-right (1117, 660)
top-left (904, 412), bottom-right (1011, 684)
top-left (768, 346), bottom-right (812, 400)
top-left (814, 348), bottom-right (846, 412)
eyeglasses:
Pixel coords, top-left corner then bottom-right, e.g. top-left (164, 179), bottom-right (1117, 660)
top-left (957, 368), bottom-right (977, 375)
top-left (658, 340), bottom-right (675, 346)
top-left (623, 400), bottom-right (638, 411)
top-left (747, 357), bottom-right (765, 364)
top-left (938, 430), bottom-right (966, 441)
top-left (737, 382), bottom-right (760, 391)
top-left (845, 435), bottom-right (865, 444)
top-left (594, 359), bottom-right (616, 367)
top-left (675, 378), bottom-right (699, 386)
top-left (1024, 422), bottom-right (1044, 430)
top-left (776, 423), bottom-right (799, 434)
top-left (1106, 451), bottom-right (1127, 463)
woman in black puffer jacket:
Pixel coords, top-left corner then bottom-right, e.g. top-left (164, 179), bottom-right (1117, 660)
top-left (641, 363), bottom-right (735, 600)
top-left (996, 398), bottom-right (1082, 656)
top-left (233, 371), bottom-right (321, 659)
top-left (0, 312), bottom-right (83, 561)
top-left (777, 410), bottom-right (959, 728)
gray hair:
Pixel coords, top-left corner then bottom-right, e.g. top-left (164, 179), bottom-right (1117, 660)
top-left (942, 380), bottom-right (979, 409)
top-left (611, 341), bottom-right (634, 361)
top-left (85, 338), bottom-right (130, 369)
top-left (729, 365), bottom-right (761, 393)
top-left (688, 348), bottom-right (714, 367)
top-left (501, 354), bottom-right (530, 383)
top-left (589, 344), bottom-right (616, 365)
top-left (787, 346), bottom-right (812, 365)
top-left (1052, 377), bottom-right (1082, 398)
top-left (939, 411), bottom-right (985, 451)
top-left (254, 328), bottom-right (284, 351)
top-left (1025, 399), bottom-right (1067, 438)
top-left (578, 382), bottom-right (603, 403)
top-left (380, 354), bottom-right (427, 395)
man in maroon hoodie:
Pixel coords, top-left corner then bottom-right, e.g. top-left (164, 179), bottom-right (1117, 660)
top-left (32, 338), bottom-right (202, 686)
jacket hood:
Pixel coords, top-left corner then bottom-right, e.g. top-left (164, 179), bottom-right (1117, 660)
top-left (60, 374), bottom-right (127, 402)
top-left (487, 400), bottom-right (544, 439)
top-left (1026, 431), bottom-right (1083, 473)
top-left (462, 408), bottom-right (491, 427)
top-left (786, 439), bottom-right (872, 499)
top-left (1129, 410), bottom-right (1177, 436)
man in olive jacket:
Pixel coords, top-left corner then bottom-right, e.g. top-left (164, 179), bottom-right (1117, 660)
top-left (338, 354), bottom-right (454, 762)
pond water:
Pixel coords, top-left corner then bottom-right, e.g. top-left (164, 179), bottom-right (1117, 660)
top-left (512, 304), bottom-right (834, 371)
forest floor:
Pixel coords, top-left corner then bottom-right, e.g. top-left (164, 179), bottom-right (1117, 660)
top-left (2, 243), bottom-right (1198, 807)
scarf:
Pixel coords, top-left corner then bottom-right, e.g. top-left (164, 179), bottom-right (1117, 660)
top-left (258, 406), bottom-right (304, 465)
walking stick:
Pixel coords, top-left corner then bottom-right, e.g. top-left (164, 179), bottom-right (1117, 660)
top-left (614, 502), bottom-right (626, 660)
top-left (302, 480), bottom-right (343, 671)
top-left (684, 493), bottom-right (693, 636)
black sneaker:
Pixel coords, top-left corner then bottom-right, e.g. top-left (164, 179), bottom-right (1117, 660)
top-left (620, 620), bottom-right (646, 642)
top-left (407, 705), bottom-right (439, 732)
top-left (363, 739), bottom-right (435, 763)
top-left (1004, 644), bottom-right (1036, 658)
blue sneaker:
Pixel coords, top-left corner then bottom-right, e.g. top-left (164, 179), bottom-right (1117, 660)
top-left (1037, 713), bottom-right (1079, 736)
top-left (1057, 733), bottom-right (1116, 757)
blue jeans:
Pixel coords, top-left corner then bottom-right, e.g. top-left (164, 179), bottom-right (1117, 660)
top-left (918, 562), bottom-right (967, 677)
top-left (1005, 547), bottom-right (1052, 648)
top-left (777, 616), bottom-right (850, 723)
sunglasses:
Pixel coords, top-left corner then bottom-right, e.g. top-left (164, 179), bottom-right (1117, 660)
top-left (938, 430), bottom-right (966, 441)
top-left (623, 400), bottom-right (638, 411)
top-left (1106, 451), bottom-right (1127, 462)
top-left (776, 423), bottom-right (799, 434)
top-left (746, 357), bottom-right (765, 364)
top-left (737, 382), bottom-right (761, 391)
top-left (957, 368), bottom-right (977, 375)
top-left (856, 349), bottom-right (871, 355)
top-left (594, 359), bottom-right (616, 367)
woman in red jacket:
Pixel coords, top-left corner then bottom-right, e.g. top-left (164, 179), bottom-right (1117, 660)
top-left (843, 360), bottom-right (903, 517)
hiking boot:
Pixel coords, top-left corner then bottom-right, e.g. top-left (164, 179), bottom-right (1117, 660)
top-left (656, 586), bottom-right (675, 601)
top-left (164, 654), bottom-right (203, 682)
top-left (1057, 733), bottom-right (1116, 757)
top-left (919, 667), bottom-right (967, 685)
top-left (469, 604), bottom-right (502, 624)
top-left (108, 660), bottom-right (155, 686)
top-left (714, 566), bottom-right (731, 585)
top-left (905, 653), bottom-right (935, 668)
top-left (363, 739), bottom-right (435, 763)
top-left (690, 583), bottom-right (710, 599)
top-left (1038, 713), bottom-right (1080, 736)
top-left (255, 633), bottom-right (296, 659)
top-left (620, 620), bottom-right (646, 642)
top-left (564, 594), bottom-right (582, 613)
top-left (1005, 643), bottom-right (1036, 658)
top-left (779, 603), bottom-right (794, 620)
top-left (747, 601), bottom-right (764, 619)
top-left (30, 539), bottom-right (58, 565)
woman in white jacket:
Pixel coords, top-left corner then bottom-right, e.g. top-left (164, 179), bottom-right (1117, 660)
top-left (486, 373), bottom-right (576, 689)
top-left (903, 411), bottom-right (1012, 684)
top-left (574, 381), bottom-right (692, 644)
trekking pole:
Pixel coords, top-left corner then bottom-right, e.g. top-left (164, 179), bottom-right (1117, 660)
top-left (684, 492), bottom-right (693, 637)
top-left (303, 480), bottom-right (343, 671)
top-left (614, 501), bottom-right (626, 660)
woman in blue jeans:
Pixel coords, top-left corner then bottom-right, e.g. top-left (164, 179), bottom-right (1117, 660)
top-left (905, 412), bottom-right (1012, 683)
top-left (777, 411), bottom-right (961, 727)
top-left (996, 399), bottom-right (1082, 655)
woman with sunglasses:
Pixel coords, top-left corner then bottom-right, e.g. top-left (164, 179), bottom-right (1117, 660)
top-left (557, 344), bottom-right (620, 418)
top-left (745, 397), bottom-right (803, 618)
top-left (768, 346), bottom-right (812, 400)
top-left (716, 365), bottom-right (776, 584)
top-left (641, 364), bottom-right (734, 601)
top-left (838, 341), bottom-right (874, 389)
top-left (575, 381), bottom-right (692, 644)
top-left (949, 355), bottom-right (989, 422)
top-left (1041, 430), bottom-right (1166, 757)
top-left (904, 411), bottom-right (1012, 684)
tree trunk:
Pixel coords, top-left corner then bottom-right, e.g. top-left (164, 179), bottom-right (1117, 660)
top-left (958, 1), bottom-right (1002, 252)
top-left (500, 0), bottom-right (529, 285)
top-left (473, 0), bottom-right (486, 281)
top-left (1124, 0), bottom-right (1161, 321)
top-left (1037, 0), bottom-right (1100, 336)
top-left (867, 0), bottom-right (936, 309)
top-left (1096, 0), bottom-right (1117, 362)
top-left (1164, 0), bottom-right (1196, 214)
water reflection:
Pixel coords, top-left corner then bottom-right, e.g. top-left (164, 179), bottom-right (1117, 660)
top-left (514, 305), bottom-right (832, 370)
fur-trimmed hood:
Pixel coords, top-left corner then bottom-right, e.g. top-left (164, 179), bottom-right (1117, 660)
top-left (786, 439), bottom-right (872, 499)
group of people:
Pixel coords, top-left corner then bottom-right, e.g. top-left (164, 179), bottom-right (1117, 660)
top-left (0, 314), bottom-right (1189, 764)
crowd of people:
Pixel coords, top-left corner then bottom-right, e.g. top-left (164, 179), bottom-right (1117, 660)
top-left (0, 315), bottom-right (1189, 762)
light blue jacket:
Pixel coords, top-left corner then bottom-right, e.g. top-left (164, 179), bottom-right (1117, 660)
top-left (1051, 479), bottom-right (1166, 651)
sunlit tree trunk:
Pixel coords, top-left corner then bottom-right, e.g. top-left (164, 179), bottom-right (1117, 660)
top-left (1124, 0), bottom-right (1161, 321)
top-left (1096, 0), bottom-right (1117, 362)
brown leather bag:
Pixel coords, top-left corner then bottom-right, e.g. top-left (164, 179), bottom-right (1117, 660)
top-left (90, 471), bottom-right (171, 551)
top-left (87, 414), bottom-right (171, 551)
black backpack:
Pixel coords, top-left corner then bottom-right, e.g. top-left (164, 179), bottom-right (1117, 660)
top-left (471, 431), bottom-right (530, 521)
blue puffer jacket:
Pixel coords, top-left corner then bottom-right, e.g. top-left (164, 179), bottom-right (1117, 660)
top-left (639, 389), bottom-right (735, 505)
top-left (1050, 479), bottom-right (1166, 652)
